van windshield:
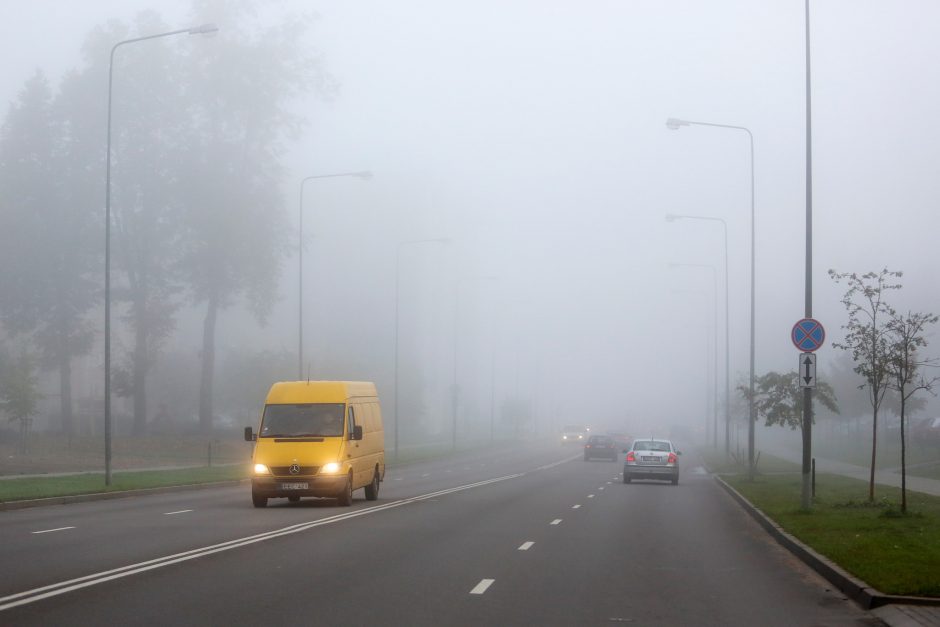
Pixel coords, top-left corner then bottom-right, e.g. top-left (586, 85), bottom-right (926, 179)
top-left (260, 403), bottom-right (346, 437)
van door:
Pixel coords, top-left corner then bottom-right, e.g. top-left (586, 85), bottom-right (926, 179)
top-left (346, 404), bottom-right (361, 487)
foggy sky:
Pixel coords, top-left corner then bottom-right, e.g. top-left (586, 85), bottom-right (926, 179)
top-left (3, 0), bottom-right (940, 435)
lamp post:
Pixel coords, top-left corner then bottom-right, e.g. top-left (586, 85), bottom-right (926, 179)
top-left (666, 117), bottom-right (756, 478)
top-left (297, 171), bottom-right (372, 379)
top-left (453, 275), bottom-right (497, 451)
top-left (669, 262), bottom-right (719, 447)
top-left (394, 237), bottom-right (450, 460)
top-left (104, 23), bottom-right (218, 486)
top-left (666, 213), bottom-right (730, 454)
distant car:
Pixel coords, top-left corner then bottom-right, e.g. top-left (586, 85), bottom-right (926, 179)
top-left (623, 438), bottom-right (680, 485)
top-left (583, 435), bottom-right (618, 461)
top-left (561, 424), bottom-right (588, 445)
top-left (607, 432), bottom-right (632, 448)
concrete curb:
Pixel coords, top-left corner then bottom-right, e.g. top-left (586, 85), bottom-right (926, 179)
top-left (0, 479), bottom-right (249, 512)
top-left (715, 475), bottom-right (940, 610)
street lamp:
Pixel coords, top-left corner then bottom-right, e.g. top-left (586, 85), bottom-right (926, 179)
top-left (104, 23), bottom-right (219, 486)
top-left (297, 171), bottom-right (372, 379)
top-left (666, 117), bottom-right (756, 478)
top-left (453, 275), bottom-right (497, 451)
top-left (393, 237), bottom-right (450, 460)
top-left (669, 262), bottom-right (719, 448)
top-left (666, 213), bottom-right (730, 454)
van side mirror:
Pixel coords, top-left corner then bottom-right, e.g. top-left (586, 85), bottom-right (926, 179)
top-left (353, 425), bottom-right (363, 441)
top-left (244, 427), bottom-right (256, 442)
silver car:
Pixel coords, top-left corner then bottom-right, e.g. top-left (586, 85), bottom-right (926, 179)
top-left (623, 438), bottom-right (680, 485)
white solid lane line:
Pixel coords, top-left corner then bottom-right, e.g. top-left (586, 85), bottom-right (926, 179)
top-left (31, 527), bottom-right (75, 535)
top-left (518, 542), bottom-right (534, 551)
top-left (550, 519), bottom-right (562, 525)
top-left (163, 510), bottom-right (193, 516)
top-left (470, 579), bottom-right (495, 595)
top-left (572, 504), bottom-right (581, 509)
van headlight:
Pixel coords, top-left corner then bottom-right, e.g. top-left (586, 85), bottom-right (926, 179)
top-left (321, 462), bottom-right (341, 474)
top-left (253, 463), bottom-right (270, 475)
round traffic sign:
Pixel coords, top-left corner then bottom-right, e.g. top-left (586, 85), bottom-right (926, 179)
top-left (792, 318), bottom-right (825, 352)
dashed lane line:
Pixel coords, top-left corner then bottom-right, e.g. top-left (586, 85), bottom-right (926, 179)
top-left (550, 519), bottom-right (562, 525)
top-left (572, 504), bottom-right (581, 509)
top-left (470, 579), bottom-right (495, 595)
top-left (31, 527), bottom-right (75, 535)
top-left (518, 542), bottom-right (534, 551)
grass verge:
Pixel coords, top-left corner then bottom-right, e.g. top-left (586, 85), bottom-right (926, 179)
top-left (724, 472), bottom-right (940, 597)
top-left (0, 465), bottom-right (249, 502)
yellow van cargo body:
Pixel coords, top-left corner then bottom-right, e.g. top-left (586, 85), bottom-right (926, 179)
top-left (248, 381), bottom-right (385, 508)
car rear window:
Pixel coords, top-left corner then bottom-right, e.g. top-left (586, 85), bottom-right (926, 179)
top-left (632, 440), bottom-right (671, 452)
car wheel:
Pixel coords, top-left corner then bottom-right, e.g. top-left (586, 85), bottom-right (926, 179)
top-left (336, 472), bottom-right (354, 506)
top-left (583, 455), bottom-right (589, 461)
top-left (364, 467), bottom-right (380, 501)
top-left (623, 474), bottom-right (631, 484)
top-left (288, 495), bottom-right (300, 503)
top-left (672, 476), bottom-right (679, 485)
top-left (252, 492), bottom-right (268, 508)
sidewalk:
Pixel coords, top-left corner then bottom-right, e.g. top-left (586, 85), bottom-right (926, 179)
top-left (760, 443), bottom-right (940, 497)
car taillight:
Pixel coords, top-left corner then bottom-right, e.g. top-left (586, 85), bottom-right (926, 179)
top-left (626, 451), bottom-right (635, 462)
top-left (667, 453), bottom-right (677, 464)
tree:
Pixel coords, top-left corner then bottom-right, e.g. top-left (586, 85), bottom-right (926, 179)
top-left (740, 370), bottom-right (839, 430)
top-left (885, 310), bottom-right (939, 513)
top-left (174, 1), bottom-right (329, 433)
top-left (829, 269), bottom-right (902, 502)
top-left (0, 71), bottom-right (98, 436)
top-left (0, 350), bottom-right (42, 453)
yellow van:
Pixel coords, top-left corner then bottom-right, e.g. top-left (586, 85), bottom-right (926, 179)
top-left (244, 381), bottom-right (385, 508)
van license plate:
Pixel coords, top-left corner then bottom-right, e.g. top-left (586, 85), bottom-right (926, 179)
top-left (281, 482), bottom-right (308, 490)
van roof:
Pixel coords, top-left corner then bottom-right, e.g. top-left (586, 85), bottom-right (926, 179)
top-left (266, 381), bottom-right (377, 404)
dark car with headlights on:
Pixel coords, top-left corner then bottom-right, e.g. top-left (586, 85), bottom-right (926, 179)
top-left (583, 435), bottom-right (618, 461)
top-left (623, 438), bottom-right (680, 484)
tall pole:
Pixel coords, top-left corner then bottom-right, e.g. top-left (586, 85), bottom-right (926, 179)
top-left (105, 24), bottom-right (218, 486)
top-left (297, 171), bottom-right (371, 380)
top-left (665, 118), bottom-right (755, 477)
top-left (665, 214), bottom-right (731, 454)
top-left (801, 0), bottom-right (815, 510)
top-left (394, 238), bottom-right (448, 461)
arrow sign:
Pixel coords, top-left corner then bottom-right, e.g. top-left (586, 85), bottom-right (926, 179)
top-left (799, 353), bottom-right (817, 388)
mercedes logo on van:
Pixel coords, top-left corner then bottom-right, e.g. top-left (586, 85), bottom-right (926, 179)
top-left (289, 463), bottom-right (300, 475)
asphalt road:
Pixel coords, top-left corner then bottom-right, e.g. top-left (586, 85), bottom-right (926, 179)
top-left (0, 442), bottom-right (885, 626)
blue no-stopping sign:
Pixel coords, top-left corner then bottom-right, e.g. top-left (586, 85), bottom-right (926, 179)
top-left (791, 318), bottom-right (825, 352)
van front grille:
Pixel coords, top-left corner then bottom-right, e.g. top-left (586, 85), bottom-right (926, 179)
top-left (270, 466), bottom-right (319, 477)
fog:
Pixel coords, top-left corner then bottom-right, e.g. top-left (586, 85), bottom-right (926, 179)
top-left (2, 0), bottom-right (940, 458)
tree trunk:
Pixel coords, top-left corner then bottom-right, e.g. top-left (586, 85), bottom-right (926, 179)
top-left (900, 393), bottom-right (907, 514)
top-left (55, 290), bottom-right (74, 436)
top-left (132, 295), bottom-right (148, 436)
top-left (869, 405), bottom-right (878, 503)
top-left (58, 352), bottom-right (73, 437)
top-left (198, 293), bottom-right (218, 435)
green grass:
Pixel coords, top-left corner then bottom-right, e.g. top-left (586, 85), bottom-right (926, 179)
top-left (0, 465), bottom-right (249, 502)
top-left (724, 472), bottom-right (940, 596)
